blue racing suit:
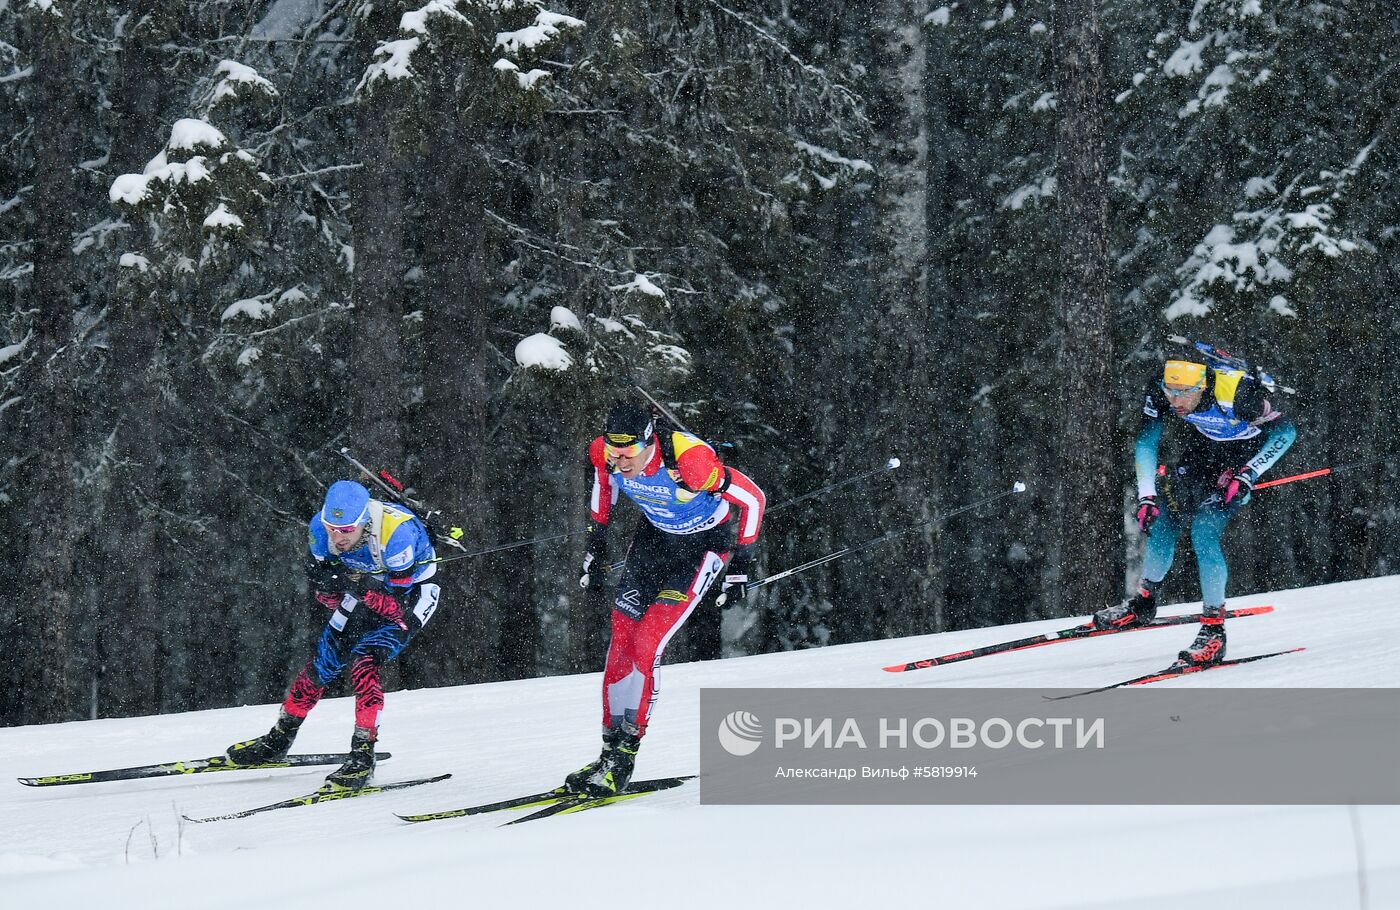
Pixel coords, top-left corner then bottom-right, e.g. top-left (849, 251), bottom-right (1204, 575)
top-left (283, 501), bottom-right (440, 731)
top-left (1135, 368), bottom-right (1296, 607)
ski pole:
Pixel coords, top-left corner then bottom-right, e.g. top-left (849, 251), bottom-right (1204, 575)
top-left (602, 455), bottom-right (903, 573)
top-left (634, 384), bottom-right (696, 436)
top-left (1255, 453), bottom-right (1399, 492)
top-left (1254, 469), bottom-right (1331, 491)
top-left (341, 527), bottom-right (590, 574)
top-left (718, 481), bottom-right (1028, 605)
top-left (767, 457), bottom-right (902, 515)
top-left (428, 528), bottom-right (587, 564)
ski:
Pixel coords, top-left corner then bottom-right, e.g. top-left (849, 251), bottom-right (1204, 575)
top-left (882, 606), bottom-right (1273, 673)
top-left (396, 775), bottom-right (695, 824)
top-left (396, 785), bottom-right (572, 822)
top-left (182, 773), bottom-right (451, 823)
top-left (1044, 647), bottom-right (1307, 701)
top-left (17, 752), bottom-right (394, 788)
top-left (503, 777), bottom-right (693, 826)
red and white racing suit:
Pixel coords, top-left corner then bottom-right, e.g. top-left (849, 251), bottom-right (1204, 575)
top-left (587, 431), bottom-right (764, 735)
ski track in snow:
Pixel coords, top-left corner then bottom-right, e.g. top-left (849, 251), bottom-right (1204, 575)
top-left (2, 575), bottom-right (1399, 908)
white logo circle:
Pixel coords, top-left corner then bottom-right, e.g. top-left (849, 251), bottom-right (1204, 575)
top-left (717, 710), bottom-right (763, 756)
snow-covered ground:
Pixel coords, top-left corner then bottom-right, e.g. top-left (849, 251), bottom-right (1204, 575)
top-left (4, 575), bottom-right (1398, 909)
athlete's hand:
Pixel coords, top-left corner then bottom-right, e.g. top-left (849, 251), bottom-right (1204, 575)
top-left (345, 571), bottom-right (387, 597)
top-left (1135, 495), bottom-right (1159, 533)
top-left (579, 526), bottom-right (609, 588)
top-left (1216, 467), bottom-right (1255, 506)
top-left (307, 559), bottom-right (351, 593)
top-left (718, 573), bottom-right (750, 606)
top-left (717, 545), bottom-right (754, 606)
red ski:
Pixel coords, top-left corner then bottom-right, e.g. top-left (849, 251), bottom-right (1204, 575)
top-left (1044, 647), bottom-right (1306, 701)
top-left (882, 606), bottom-right (1273, 673)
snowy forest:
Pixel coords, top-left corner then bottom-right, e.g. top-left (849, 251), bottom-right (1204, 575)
top-left (2, 0), bottom-right (1396, 726)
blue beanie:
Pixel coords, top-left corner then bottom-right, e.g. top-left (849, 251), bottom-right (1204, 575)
top-left (321, 480), bottom-right (371, 527)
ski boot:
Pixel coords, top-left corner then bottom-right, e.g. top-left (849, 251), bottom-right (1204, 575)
top-left (579, 728), bottom-right (641, 797)
top-left (564, 726), bottom-right (623, 794)
top-left (565, 724), bottom-right (641, 797)
top-left (324, 727), bottom-right (376, 791)
top-left (226, 710), bottom-right (302, 766)
top-left (1178, 608), bottom-right (1227, 666)
top-left (1092, 582), bottom-right (1159, 631)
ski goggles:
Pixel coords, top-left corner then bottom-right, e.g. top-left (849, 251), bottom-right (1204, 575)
top-left (1160, 382), bottom-right (1207, 399)
top-left (604, 440), bottom-right (649, 460)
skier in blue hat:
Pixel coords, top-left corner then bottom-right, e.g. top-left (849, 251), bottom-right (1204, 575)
top-left (224, 480), bottom-right (440, 789)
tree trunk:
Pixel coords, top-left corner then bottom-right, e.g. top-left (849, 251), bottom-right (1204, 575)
top-left (410, 82), bottom-right (498, 685)
top-left (1050, 0), bottom-right (1119, 616)
top-left (348, 96), bottom-right (406, 465)
top-left (92, 0), bottom-right (172, 721)
top-left (921, 13), bottom-right (958, 629)
top-left (16, 8), bottom-right (80, 723)
top-left (109, 3), bottom-right (169, 176)
top-left (869, 0), bottom-right (945, 638)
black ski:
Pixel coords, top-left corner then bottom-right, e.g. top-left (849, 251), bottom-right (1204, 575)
top-left (1045, 647), bottom-right (1307, 701)
top-left (503, 777), bottom-right (693, 826)
top-left (17, 752), bottom-right (394, 787)
top-left (396, 775), bottom-right (695, 824)
top-left (883, 606), bottom-right (1273, 672)
top-left (182, 773), bottom-right (451, 823)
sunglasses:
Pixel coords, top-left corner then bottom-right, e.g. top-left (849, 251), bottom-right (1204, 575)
top-left (605, 442), bottom-right (647, 460)
top-left (323, 521), bottom-right (363, 534)
top-left (1160, 381), bottom-right (1205, 399)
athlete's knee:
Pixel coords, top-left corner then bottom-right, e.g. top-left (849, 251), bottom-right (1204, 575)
top-left (349, 643), bottom-right (397, 667)
top-left (1189, 513), bottom-right (1226, 552)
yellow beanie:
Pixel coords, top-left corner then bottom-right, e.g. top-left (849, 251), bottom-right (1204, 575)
top-left (1163, 360), bottom-right (1207, 389)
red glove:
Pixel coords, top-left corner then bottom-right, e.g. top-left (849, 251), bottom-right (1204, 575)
top-left (314, 591), bottom-right (341, 611)
top-left (1135, 495), bottom-right (1159, 533)
top-left (1216, 467), bottom-right (1256, 506)
top-left (362, 589), bottom-right (408, 630)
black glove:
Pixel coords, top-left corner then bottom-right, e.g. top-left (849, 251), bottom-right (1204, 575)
top-left (579, 524), bottom-right (610, 589)
top-left (307, 559), bottom-right (351, 594)
top-left (719, 545), bottom-right (755, 606)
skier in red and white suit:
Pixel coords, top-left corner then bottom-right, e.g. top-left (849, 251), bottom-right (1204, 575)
top-left (565, 400), bottom-right (765, 796)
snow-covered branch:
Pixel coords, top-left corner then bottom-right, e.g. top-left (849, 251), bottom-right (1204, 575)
top-left (484, 209), bottom-right (699, 296)
top-left (702, 0), bottom-right (867, 123)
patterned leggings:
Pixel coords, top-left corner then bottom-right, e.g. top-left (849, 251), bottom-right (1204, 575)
top-left (281, 584), bottom-right (437, 731)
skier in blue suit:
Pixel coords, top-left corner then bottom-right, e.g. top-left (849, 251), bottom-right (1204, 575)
top-left (1094, 357), bottom-right (1296, 666)
top-left (226, 480), bottom-right (440, 789)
